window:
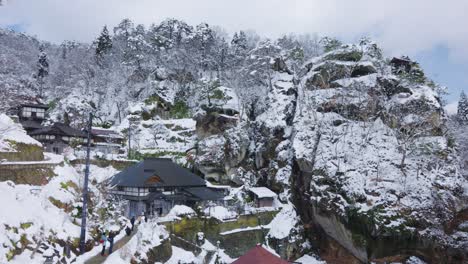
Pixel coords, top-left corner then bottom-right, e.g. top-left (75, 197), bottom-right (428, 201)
top-left (21, 107), bottom-right (45, 119)
top-left (44, 135), bottom-right (55, 140)
top-left (62, 136), bottom-right (70, 141)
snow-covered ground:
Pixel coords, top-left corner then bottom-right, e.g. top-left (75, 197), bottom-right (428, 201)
top-left (0, 164), bottom-right (81, 263)
top-left (295, 254), bottom-right (326, 264)
top-left (203, 206), bottom-right (237, 221)
top-left (0, 113), bottom-right (41, 152)
top-left (0, 157), bottom-right (127, 263)
top-left (103, 222), bottom-right (169, 264)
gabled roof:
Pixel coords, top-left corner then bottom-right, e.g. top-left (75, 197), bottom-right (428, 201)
top-left (233, 245), bottom-right (290, 264)
top-left (249, 187), bottom-right (277, 198)
top-left (30, 123), bottom-right (87, 138)
top-left (20, 120), bottom-right (44, 130)
top-left (390, 57), bottom-right (411, 64)
top-left (110, 158), bottom-right (206, 188)
top-left (20, 103), bottom-right (49, 109)
top-left (91, 127), bottom-right (124, 139)
top-left (185, 187), bottom-right (225, 200)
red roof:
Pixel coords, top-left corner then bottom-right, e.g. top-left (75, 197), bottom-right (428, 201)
top-left (232, 245), bottom-right (290, 264)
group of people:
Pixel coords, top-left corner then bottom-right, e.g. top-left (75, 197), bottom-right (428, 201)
top-left (99, 231), bottom-right (116, 256)
top-left (98, 212), bottom-right (150, 257)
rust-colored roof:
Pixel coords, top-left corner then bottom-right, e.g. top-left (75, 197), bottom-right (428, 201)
top-left (232, 245), bottom-right (290, 264)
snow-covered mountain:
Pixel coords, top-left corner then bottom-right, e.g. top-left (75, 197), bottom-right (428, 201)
top-left (1, 19), bottom-right (468, 263)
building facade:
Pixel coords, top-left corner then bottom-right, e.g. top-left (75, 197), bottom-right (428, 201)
top-left (29, 123), bottom-right (88, 154)
top-left (110, 158), bottom-right (225, 217)
top-left (90, 127), bottom-right (124, 154)
top-left (249, 187), bottom-right (277, 208)
top-left (18, 104), bottom-right (48, 133)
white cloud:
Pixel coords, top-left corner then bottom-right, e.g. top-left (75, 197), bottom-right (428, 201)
top-left (1, 0), bottom-right (468, 60)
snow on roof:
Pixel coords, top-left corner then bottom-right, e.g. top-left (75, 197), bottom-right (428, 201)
top-left (249, 187), bottom-right (277, 198)
top-left (204, 206), bottom-right (237, 221)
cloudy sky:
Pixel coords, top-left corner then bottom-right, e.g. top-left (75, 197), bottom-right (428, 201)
top-left (0, 0), bottom-right (467, 103)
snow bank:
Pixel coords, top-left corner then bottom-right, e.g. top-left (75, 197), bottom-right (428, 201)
top-left (267, 203), bottom-right (298, 239)
top-left (295, 254), bottom-right (326, 264)
top-left (204, 206), bottom-right (237, 221)
top-left (0, 163), bottom-right (83, 263)
top-left (0, 113), bottom-right (41, 151)
top-left (168, 205), bottom-right (196, 217)
top-left (165, 246), bottom-right (199, 264)
top-left (103, 221), bottom-right (168, 264)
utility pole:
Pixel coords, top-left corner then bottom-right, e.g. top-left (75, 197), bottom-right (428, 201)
top-left (79, 113), bottom-right (93, 254)
top-left (128, 121), bottom-right (132, 159)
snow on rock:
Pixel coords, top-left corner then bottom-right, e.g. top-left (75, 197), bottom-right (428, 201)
top-left (405, 256), bottom-right (428, 264)
top-left (165, 246), bottom-right (199, 264)
top-left (0, 113), bottom-right (41, 151)
top-left (117, 113), bottom-right (196, 164)
top-left (0, 164), bottom-right (83, 263)
top-left (204, 206), bottom-right (237, 221)
top-left (205, 85), bottom-right (240, 114)
top-left (267, 203), bottom-right (298, 239)
top-left (256, 72), bottom-right (296, 129)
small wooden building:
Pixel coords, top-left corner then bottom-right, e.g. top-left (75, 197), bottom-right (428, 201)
top-left (90, 127), bottom-right (124, 154)
top-left (249, 187), bottom-right (277, 208)
top-left (18, 103), bottom-right (48, 133)
top-left (390, 57), bottom-right (412, 74)
top-left (29, 123), bottom-right (87, 154)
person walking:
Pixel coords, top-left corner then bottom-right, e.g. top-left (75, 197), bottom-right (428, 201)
top-left (130, 216), bottom-right (136, 231)
top-left (100, 232), bottom-right (108, 256)
top-left (144, 211), bottom-right (148, 223)
top-left (108, 231), bottom-right (115, 255)
top-left (125, 225), bottom-right (132, 236)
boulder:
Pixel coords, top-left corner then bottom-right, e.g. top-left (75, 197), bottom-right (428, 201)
top-left (377, 76), bottom-right (412, 97)
top-left (324, 48), bottom-right (363, 62)
top-left (351, 63), bottom-right (377, 77)
top-left (194, 111), bottom-right (239, 139)
top-left (305, 62), bottom-right (353, 90)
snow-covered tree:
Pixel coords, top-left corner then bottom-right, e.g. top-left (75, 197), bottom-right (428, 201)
top-left (94, 26), bottom-right (113, 66)
top-left (36, 46), bottom-right (49, 97)
top-left (458, 91), bottom-right (468, 123)
top-left (320, 36), bottom-right (342, 52)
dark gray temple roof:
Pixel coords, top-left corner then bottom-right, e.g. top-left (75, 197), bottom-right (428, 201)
top-left (185, 187), bottom-right (225, 201)
top-left (30, 123), bottom-right (87, 138)
top-left (110, 158), bottom-right (206, 188)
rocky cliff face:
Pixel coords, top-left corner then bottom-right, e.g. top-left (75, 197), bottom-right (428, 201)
top-left (2, 23), bottom-right (467, 262)
top-left (191, 43), bottom-right (468, 262)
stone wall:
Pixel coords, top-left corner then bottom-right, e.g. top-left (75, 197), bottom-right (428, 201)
top-left (70, 158), bottom-right (136, 171)
top-left (0, 163), bottom-right (56, 185)
top-left (0, 142), bottom-right (44, 162)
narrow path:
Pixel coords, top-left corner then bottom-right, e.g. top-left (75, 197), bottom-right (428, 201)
top-left (85, 230), bottom-right (137, 264)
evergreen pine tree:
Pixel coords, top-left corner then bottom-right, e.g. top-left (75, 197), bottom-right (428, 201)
top-left (95, 26), bottom-right (113, 65)
top-left (458, 91), bottom-right (468, 122)
top-left (36, 46), bottom-right (49, 97)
